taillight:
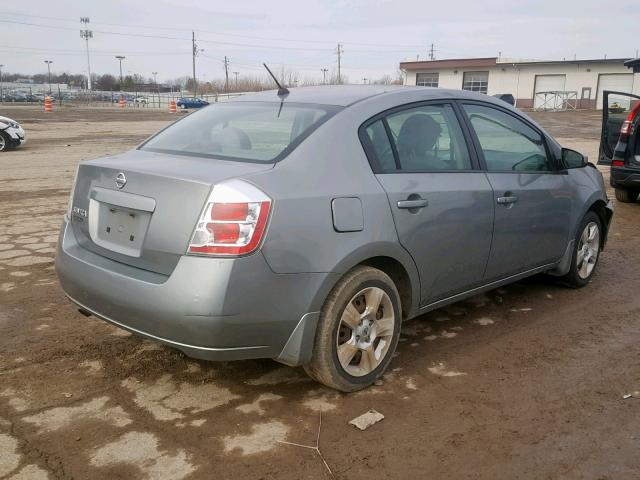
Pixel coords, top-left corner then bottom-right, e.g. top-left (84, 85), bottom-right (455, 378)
top-left (620, 102), bottom-right (640, 137)
top-left (612, 160), bottom-right (625, 167)
top-left (187, 179), bottom-right (271, 256)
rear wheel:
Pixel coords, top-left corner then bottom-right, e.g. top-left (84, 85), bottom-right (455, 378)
top-left (615, 188), bottom-right (639, 203)
top-left (304, 266), bottom-right (401, 392)
top-left (562, 212), bottom-right (602, 288)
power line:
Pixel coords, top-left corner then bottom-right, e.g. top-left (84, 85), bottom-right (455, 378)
top-left (0, 19), bottom-right (421, 53)
top-left (0, 9), bottom-right (429, 49)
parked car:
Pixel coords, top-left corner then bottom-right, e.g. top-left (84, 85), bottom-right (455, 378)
top-left (134, 96), bottom-right (149, 105)
top-left (3, 91), bottom-right (29, 102)
top-left (598, 90), bottom-right (640, 202)
top-left (56, 86), bottom-right (613, 391)
top-left (0, 116), bottom-right (26, 151)
top-left (176, 97), bottom-right (209, 109)
top-left (492, 93), bottom-right (516, 106)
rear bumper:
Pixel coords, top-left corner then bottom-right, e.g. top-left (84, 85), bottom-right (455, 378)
top-left (55, 216), bottom-right (331, 363)
top-left (610, 165), bottom-right (640, 189)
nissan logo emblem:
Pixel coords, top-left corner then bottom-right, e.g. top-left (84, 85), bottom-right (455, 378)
top-left (115, 172), bottom-right (127, 189)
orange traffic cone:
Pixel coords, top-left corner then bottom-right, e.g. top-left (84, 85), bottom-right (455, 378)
top-left (44, 96), bottom-right (53, 113)
top-left (169, 100), bottom-right (177, 113)
top-left (119, 95), bottom-right (125, 108)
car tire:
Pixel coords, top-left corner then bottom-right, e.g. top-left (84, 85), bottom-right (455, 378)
top-left (614, 188), bottom-right (639, 203)
top-left (0, 131), bottom-right (9, 152)
top-left (562, 211), bottom-right (602, 288)
top-left (304, 266), bottom-right (401, 392)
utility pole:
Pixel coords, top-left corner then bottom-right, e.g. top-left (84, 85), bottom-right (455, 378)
top-left (233, 71), bottom-right (239, 89)
top-left (336, 43), bottom-right (343, 84)
top-left (224, 56), bottom-right (230, 93)
top-left (0, 64), bottom-right (4, 101)
top-left (428, 43), bottom-right (435, 61)
top-left (44, 60), bottom-right (53, 94)
top-left (191, 31), bottom-right (201, 98)
top-left (321, 68), bottom-right (328, 84)
top-left (80, 17), bottom-right (93, 90)
top-left (115, 56), bottom-right (125, 86)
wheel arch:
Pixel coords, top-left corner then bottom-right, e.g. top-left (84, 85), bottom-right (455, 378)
top-left (585, 198), bottom-right (613, 250)
top-left (309, 242), bottom-right (420, 321)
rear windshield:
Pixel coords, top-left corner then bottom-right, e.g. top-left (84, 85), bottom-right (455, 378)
top-left (140, 101), bottom-right (337, 163)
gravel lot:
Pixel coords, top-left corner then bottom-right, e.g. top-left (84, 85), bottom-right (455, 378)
top-left (1, 105), bottom-right (639, 480)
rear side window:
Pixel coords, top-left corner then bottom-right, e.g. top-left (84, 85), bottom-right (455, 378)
top-left (141, 102), bottom-right (336, 163)
top-left (462, 104), bottom-right (551, 172)
top-left (363, 103), bottom-right (472, 172)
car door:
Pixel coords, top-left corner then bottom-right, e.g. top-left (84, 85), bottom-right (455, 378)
top-left (361, 102), bottom-right (494, 305)
top-left (460, 102), bottom-right (572, 280)
top-left (598, 90), bottom-right (640, 166)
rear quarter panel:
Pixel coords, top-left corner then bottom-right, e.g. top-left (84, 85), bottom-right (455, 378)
top-left (248, 101), bottom-right (421, 315)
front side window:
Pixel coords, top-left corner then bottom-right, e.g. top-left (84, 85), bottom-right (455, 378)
top-left (141, 102), bottom-right (335, 163)
top-left (463, 104), bottom-right (551, 172)
top-left (416, 72), bottom-right (439, 87)
top-left (462, 71), bottom-right (489, 94)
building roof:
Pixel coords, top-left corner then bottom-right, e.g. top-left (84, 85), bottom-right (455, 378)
top-left (400, 57), bottom-right (497, 71)
top-left (624, 58), bottom-right (640, 72)
top-left (400, 56), bottom-right (632, 71)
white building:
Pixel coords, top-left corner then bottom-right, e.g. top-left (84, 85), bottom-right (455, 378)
top-left (400, 57), bottom-right (640, 109)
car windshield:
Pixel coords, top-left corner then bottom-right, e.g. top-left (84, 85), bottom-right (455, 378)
top-left (141, 101), bottom-right (337, 163)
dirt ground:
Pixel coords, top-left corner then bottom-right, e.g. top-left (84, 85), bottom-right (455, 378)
top-left (1, 104), bottom-right (639, 480)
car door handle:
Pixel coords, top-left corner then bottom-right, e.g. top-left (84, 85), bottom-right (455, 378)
top-left (496, 195), bottom-right (518, 205)
top-left (397, 199), bottom-right (429, 209)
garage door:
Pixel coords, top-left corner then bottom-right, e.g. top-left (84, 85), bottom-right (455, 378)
top-left (596, 74), bottom-right (634, 109)
top-left (533, 75), bottom-right (567, 109)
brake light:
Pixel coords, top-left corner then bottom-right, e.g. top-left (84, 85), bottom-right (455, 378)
top-left (187, 180), bottom-right (271, 256)
top-left (620, 102), bottom-right (640, 137)
top-left (612, 160), bottom-right (625, 167)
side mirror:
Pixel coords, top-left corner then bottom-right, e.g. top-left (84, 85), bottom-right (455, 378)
top-left (561, 148), bottom-right (587, 169)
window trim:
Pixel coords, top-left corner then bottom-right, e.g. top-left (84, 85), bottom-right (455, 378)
top-left (456, 100), bottom-right (560, 174)
top-left (358, 99), bottom-right (483, 174)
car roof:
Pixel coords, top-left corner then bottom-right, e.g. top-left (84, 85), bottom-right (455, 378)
top-left (231, 85), bottom-right (511, 108)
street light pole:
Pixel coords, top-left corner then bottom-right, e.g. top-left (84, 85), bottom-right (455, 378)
top-left (80, 17), bottom-right (93, 90)
top-left (0, 64), bottom-right (4, 102)
top-left (115, 56), bottom-right (125, 86)
top-left (44, 60), bottom-right (53, 95)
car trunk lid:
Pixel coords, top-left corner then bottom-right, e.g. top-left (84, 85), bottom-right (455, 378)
top-left (70, 149), bottom-right (272, 275)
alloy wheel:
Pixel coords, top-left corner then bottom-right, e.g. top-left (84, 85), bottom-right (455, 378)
top-left (335, 286), bottom-right (395, 377)
top-left (576, 221), bottom-right (600, 279)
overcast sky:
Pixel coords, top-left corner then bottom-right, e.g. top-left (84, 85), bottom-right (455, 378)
top-left (0, 0), bottom-right (638, 84)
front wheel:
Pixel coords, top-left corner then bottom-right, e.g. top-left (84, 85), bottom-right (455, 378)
top-left (615, 188), bottom-right (639, 203)
top-left (0, 132), bottom-right (9, 152)
top-left (304, 266), bottom-right (401, 392)
top-left (562, 212), bottom-right (602, 287)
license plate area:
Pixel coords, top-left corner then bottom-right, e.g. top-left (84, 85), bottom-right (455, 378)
top-left (88, 199), bottom-right (151, 257)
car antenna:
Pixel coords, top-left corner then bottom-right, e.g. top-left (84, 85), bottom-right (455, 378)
top-left (263, 63), bottom-right (289, 97)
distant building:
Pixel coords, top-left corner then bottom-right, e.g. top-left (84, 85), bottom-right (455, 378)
top-left (400, 57), bottom-right (640, 109)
